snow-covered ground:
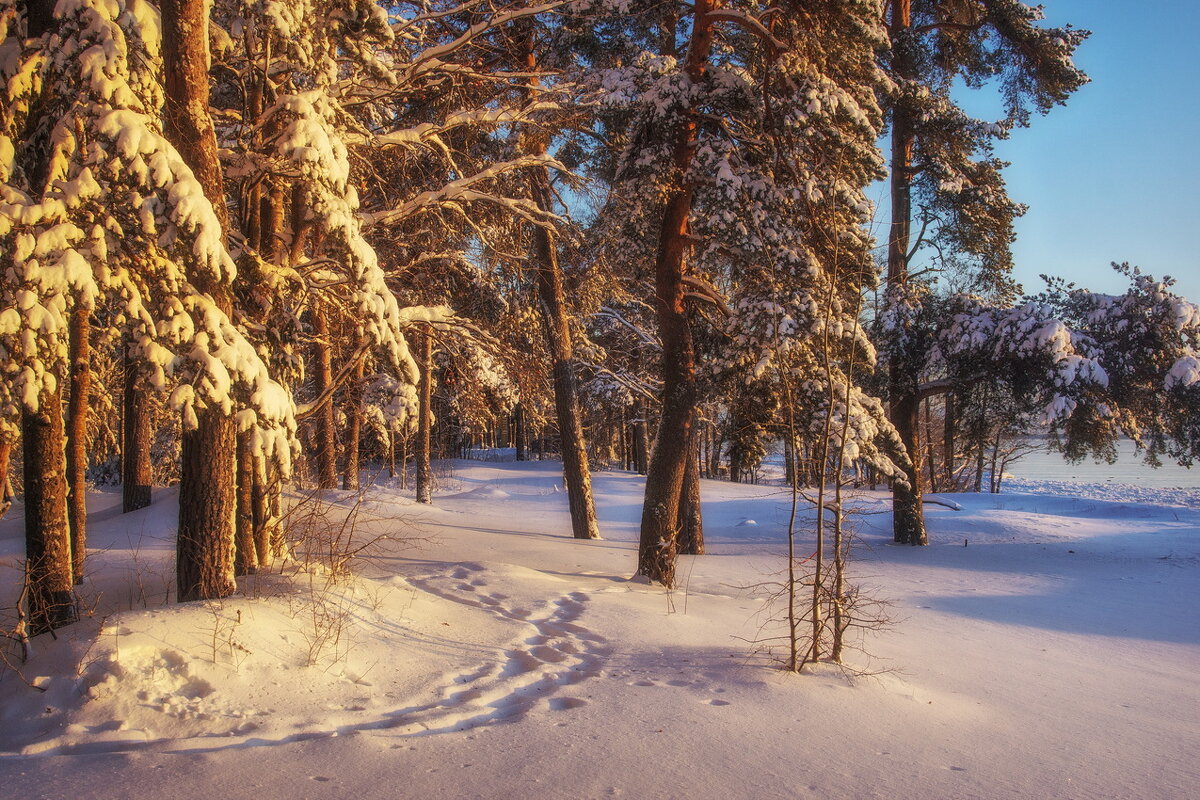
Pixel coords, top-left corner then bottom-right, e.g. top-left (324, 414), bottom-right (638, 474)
top-left (1, 460), bottom-right (1197, 799)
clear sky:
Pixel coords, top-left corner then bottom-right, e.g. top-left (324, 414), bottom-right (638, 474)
top-left (980, 0), bottom-right (1200, 302)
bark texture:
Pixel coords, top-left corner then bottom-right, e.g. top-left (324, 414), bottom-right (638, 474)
top-left (162, 0), bottom-right (240, 599)
top-left (67, 303), bottom-right (90, 583)
top-left (341, 357), bottom-right (364, 491)
top-left (122, 345), bottom-right (153, 513)
top-left (521, 36), bottom-right (600, 541)
top-left (415, 329), bottom-right (433, 504)
top-left (886, 0), bottom-right (927, 546)
top-left (177, 413), bottom-right (237, 600)
top-left (514, 404), bottom-right (526, 462)
top-left (529, 181), bottom-right (601, 540)
top-left (676, 428), bottom-right (704, 555)
top-left (311, 306), bottom-right (339, 489)
top-left (234, 434), bottom-right (257, 575)
top-left (0, 439), bottom-right (12, 516)
top-left (636, 2), bottom-right (715, 585)
top-left (23, 386), bottom-right (77, 634)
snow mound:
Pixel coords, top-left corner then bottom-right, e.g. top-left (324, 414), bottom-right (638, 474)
top-left (448, 485), bottom-right (511, 500)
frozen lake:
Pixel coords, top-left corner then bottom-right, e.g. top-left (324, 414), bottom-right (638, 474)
top-left (1007, 439), bottom-right (1197, 490)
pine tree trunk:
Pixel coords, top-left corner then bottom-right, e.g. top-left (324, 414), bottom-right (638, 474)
top-left (891, 394), bottom-right (926, 545)
top-left (705, 422), bottom-right (715, 479)
top-left (526, 171), bottom-right (600, 539)
top-left (676, 428), bottom-right (704, 555)
top-left (311, 306), bottom-right (339, 490)
top-left (342, 357), bottom-right (364, 491)
top-left (530, 207), bottom-right (601, 539)
top-left (636, 399), bottom-right (650, 475)
top-left (162, 0), bottom-right (239, 600)
top-left (122, 343), bottom-right (153, 513)
top-left (66, 304), bottom-right (90, 584)
top-left (514, 404), bottom-right (526, 461)
top-left (252, 460), bottom-right (273, 568)
top-left (234, 434), bottom-right (256, 576)
top-left (0, 439), bottom-right (12, 517)
top-left (398, 434), bottom-right (408, 490)
top-left (924, 397), bottom-right (938, 493)
top-left (636, 3), bottom-right (715, 585)
top-left (23, 384), bottom-right (77, 634)
top-left (625, 423), bottom-right (632, 471)
top-left (887, 0), bottom-right (927, 546)
top-left (943, 392), bottom-right (956, 488)
top-left (415, 329), bottom-right (433, 504)
top-left (516, 30), bottom-right (600, 538)
top-left (177, 413), bottom-right (237, 600)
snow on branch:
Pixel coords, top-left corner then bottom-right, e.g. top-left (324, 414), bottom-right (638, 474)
top-left (394, 1), bottom-right (568, 85)
top-left (265, 90), bottom-right (422, 384)
top-left (349, 102), bottom-right (562, 149)
top-left (365, 155), bottom-right (568, 229)
top-left (0, 0), bottom-right (298, 468)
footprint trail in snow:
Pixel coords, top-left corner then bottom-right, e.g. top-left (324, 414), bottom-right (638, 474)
top-left (376, 562), bottom-right (610, 737)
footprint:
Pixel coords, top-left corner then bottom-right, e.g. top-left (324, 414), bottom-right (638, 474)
top-left (385, 574), bottom-right (610, 737)
top-left (549, 697), bottom-right (588, 711)
top-left (530, 645), bottom-right (567, 663)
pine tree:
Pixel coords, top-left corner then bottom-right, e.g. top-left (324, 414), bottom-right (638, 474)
top-left (582, 0), bottom-right (905, 586)
top-left (880, 0), bottom-right (1089, 544)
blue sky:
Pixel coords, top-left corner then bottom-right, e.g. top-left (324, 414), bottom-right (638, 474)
top-left (972, 0), bottom-right (1200, 302)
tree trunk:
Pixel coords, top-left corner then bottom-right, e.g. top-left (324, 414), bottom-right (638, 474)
top-left (676, 428), bottom-right (704, 555)
top-left (162, 0), bottom-right (239, 601)
top-left (342, 357), bottom-right (364, 491)
top-left (636, 3), bottom-right (715, 586)
top-left (66, 304), bottom-right (90, 584)
top-left (122, 342), bottom-right (153, 513)
top-left (635, 403), bottom-right (650, 475)
top-left (974, 441), bottom-right (985, 493)
top-left (514, 404), bottom-right (526, 461)
top-left (924, 397), bottom-right (938, 494)
top-left (0, 439), bottom-right (13, 517)
top-left (943, 392), bottom-right (956, 488)
top-left (529, 187), bottom-right (601, 540)
top-left (517, 29), bottom-right (599, 538)
top-left (234, 434), bottom-right (256, 576)
top-left (252, 460), bottom-right (273, 568)
top-left (887, 0), bottom-right (926, 546)
top-left (415, 329), bottom-right (433, 504)
top-left (523, 148), bottom-right (601, 539)
top-left (890, 394), bottom-right (926, 545)
top-left (709, 423), bottom-right (722, 479)
top-left (311, 306), bottom-right (339, 489)
top-left (23, 384), bottom-right (77, 634)
top-left (177, 413), bottom-right (237, 601)
top-left (398, 433), bottom-right (408, 490)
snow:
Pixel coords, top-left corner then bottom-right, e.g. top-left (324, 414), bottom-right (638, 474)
top-left (1, 462), bottom-right (1198, 798)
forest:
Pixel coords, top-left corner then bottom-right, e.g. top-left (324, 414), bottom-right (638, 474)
top-left (1, 0), bottom-right (1198, 667)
